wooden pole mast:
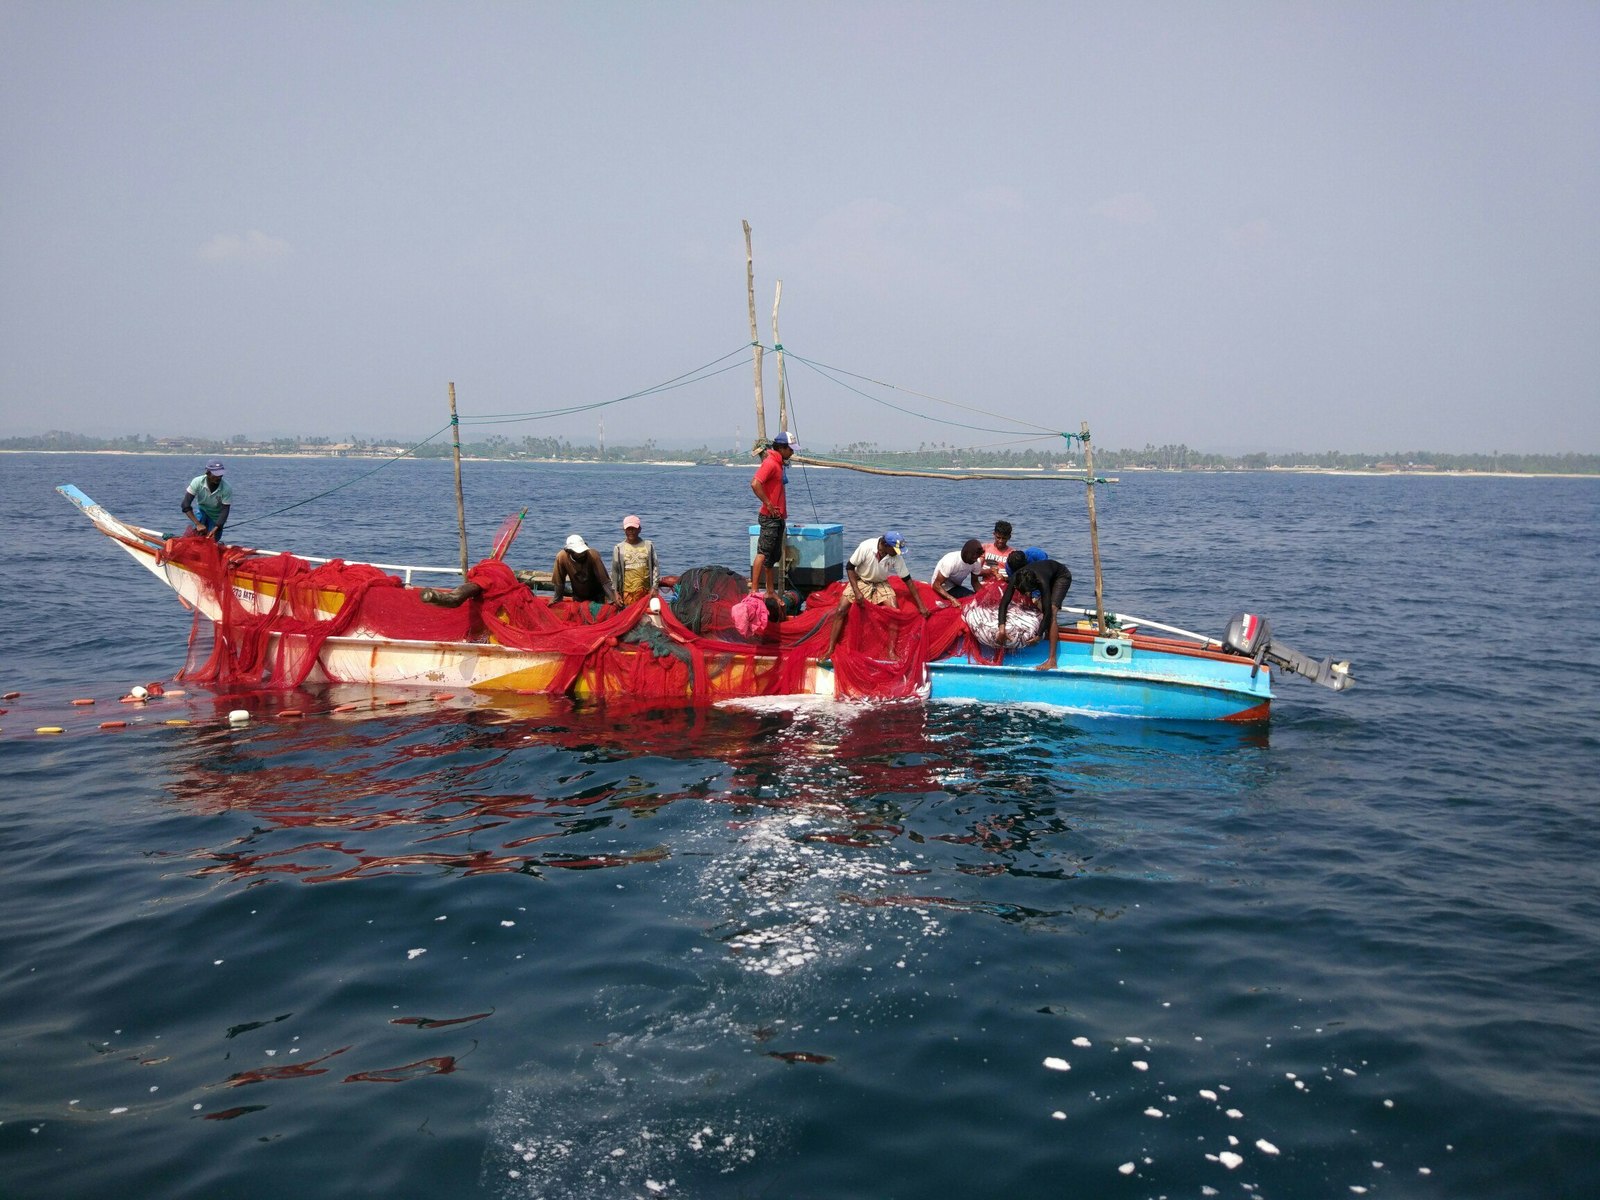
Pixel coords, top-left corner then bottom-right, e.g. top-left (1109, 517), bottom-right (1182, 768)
top-left (771, 280), bottom-right (790, 595)
top-left (449, 382), bottom-right (469, 579)
top-left (1082, 421), bottom-right (1107, 634)
top-left (772, 279), bottom-right (789, 435)
top-left (743, 220), bottom-right (767, 449)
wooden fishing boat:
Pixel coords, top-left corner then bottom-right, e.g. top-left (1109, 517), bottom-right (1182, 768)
top-left (57, 484), bottom-right (834, 701)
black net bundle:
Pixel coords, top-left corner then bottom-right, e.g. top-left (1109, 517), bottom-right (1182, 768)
top-left (667, 565), bottom-right (750, 636)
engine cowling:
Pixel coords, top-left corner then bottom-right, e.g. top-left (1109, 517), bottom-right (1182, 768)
top-left (1223, 612), bottom-right (1271, 658)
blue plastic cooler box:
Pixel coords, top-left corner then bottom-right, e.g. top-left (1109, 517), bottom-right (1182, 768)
top-left (747, 522), bottom-right (844, 591)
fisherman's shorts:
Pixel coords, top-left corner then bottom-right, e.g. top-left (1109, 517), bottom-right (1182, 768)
top-left (841, 580), bottom-right (898, 608)
top-left (756, 514), bottom-right (786, 561)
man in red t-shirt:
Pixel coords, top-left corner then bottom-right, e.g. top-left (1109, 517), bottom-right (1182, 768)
top-left (979, 519), bottom-right (1014, 583)
top-left (750, 431), bottom-right (797, 593)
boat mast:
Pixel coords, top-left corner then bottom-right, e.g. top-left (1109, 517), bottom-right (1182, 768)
top-left (772, 279), bottom-right (789, 434)
top-left (743, 220), bottom-right (768, 450)
top-left (1082, 420), bottom-right (1107, 633)
top-left (771, 279), bottom-right (790, 595)
top-left (449, 381), bottom-right (469, 579)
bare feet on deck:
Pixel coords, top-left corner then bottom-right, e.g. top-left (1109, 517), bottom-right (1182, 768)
top-left (1035, 661), bottom-right (1057, 671)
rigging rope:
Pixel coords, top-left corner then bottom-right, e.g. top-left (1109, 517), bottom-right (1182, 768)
top-left (457, 346), bottom-right (751, 425)
top-left (234, 348), bottom-right (753, 524)
top-left (230, 422), bottom-right (457, 529)
top-left (244, 340), bottom-right (1096, 528)
top-left (785, 350), bottom-right (1071, 438)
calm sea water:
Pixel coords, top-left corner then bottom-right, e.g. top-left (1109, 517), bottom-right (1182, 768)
top-left (2, 452), bottom-right (1597, 1199)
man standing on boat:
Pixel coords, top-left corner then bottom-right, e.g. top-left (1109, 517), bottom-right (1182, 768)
top-left (821, 531), bottom-right (932, 661)
top-left (611, 515), bottom-right (659, 607)
top-left (750, 431), bottom-right (797, 596)
top-left (552, 534), bottom-right (620, 608)
top-left (997, 550), bottom-right (1072, 670)
top-left (181, 460), bottom-right (231, 542)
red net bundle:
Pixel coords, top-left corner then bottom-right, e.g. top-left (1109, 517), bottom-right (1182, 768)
top-left (159, 539), bottom-right (969, 703)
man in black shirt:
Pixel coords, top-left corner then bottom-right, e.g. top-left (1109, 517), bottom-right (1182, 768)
top-left (552, 534), bottom-right (620, 607)
top-left (997, 550), bottom-right (1073, 670)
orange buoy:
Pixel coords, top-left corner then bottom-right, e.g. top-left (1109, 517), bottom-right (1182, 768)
top-left (100, 720), bottom-right (127, 729)
top-left (384, 698), bottom-right (408, 707)
top-left (165, 689), bottom-right (187, 697)
top-left (331, 703), bottom-right (359, 713)
top-left (432, 692), bottom-right (455, 701)
top-left (278, 709), bottom-right (304, 718)
top-left (71, 698), bottom-right (96, 706)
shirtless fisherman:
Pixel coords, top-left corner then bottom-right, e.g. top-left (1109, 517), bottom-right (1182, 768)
top-left (996, 550), bottom-right (1073, 670)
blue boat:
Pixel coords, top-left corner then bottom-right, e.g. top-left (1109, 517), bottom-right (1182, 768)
top-left (916, 420), bottom-right (1349, 720)
top-left (928, 618), bottom-right (1276, 721)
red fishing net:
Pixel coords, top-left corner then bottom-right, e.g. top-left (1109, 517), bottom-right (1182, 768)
top-left (160, 536), bottom-right (984, 702)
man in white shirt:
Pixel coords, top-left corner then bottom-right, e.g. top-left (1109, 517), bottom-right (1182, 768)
top-left (929, 539), bottom-right (985, 604)
top-left (821, 531), bottom-right (932, 661)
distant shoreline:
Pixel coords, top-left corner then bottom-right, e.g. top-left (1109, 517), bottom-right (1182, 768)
top-left (5, 448), bottom-right (1593, 478)
top-left (3, 449), bottom-right (700, 467)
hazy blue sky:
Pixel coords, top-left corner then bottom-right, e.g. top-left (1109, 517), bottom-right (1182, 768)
top-left (3, 2), bottom-right (1596, 453)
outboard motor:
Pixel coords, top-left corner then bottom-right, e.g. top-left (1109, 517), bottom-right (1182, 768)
top-left (1223, 612), bottom-right (1354, 692)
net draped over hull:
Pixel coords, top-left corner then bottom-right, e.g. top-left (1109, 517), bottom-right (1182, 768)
top-left (160, 537), bottom-right (994, 702)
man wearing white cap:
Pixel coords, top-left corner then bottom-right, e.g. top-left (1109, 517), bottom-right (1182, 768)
top-left (181, 460), bottom-right (232, 542)
top-left (551, 533), bottom-right (619, 607)
top-left (750, 431), bottom-right (798, 596)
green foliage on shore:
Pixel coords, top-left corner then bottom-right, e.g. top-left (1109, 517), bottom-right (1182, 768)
top-left (4, 429), bottom-right (1596, 475)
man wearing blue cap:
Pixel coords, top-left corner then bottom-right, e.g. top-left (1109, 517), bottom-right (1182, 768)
top-left (181, 460), bottom-right (232, 542)
top-left (821, 530), bottom-right (931, 661)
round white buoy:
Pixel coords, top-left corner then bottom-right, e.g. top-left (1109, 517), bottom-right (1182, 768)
top-left (228, 709), bottom-right (250, 726)
top-left (129, 685), bottom-right (149, 701)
